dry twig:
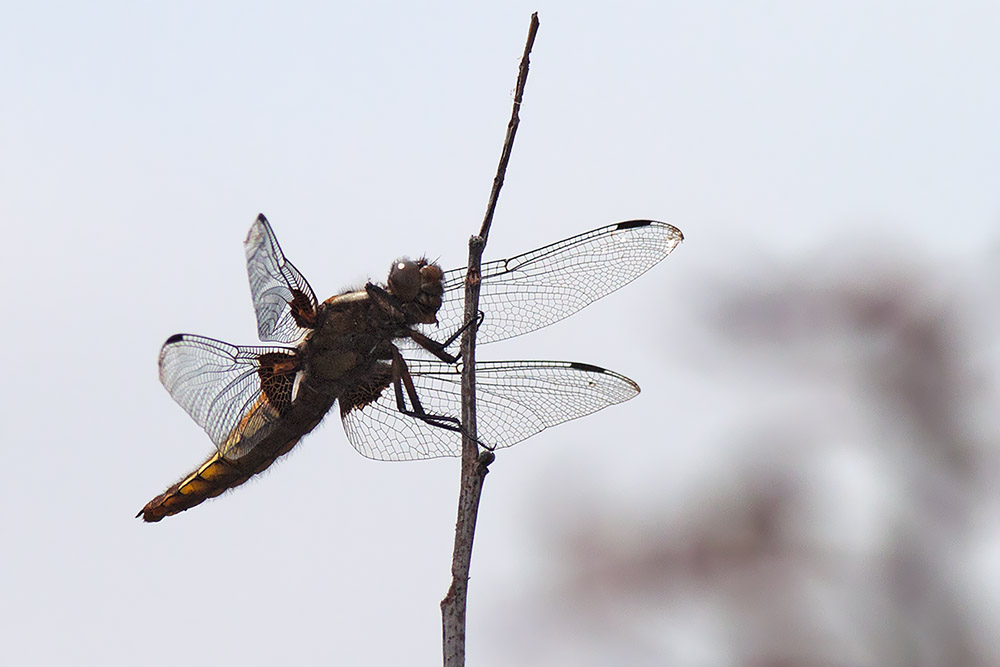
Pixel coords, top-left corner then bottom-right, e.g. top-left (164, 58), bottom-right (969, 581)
top-left (440, 12), bottom-right (539, 667)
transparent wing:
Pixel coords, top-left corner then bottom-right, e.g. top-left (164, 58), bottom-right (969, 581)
top-left (158, 334), bottom-right (299, 459)
top-left (245, 214), bottom-right (319, 344)
top-left (340, 358), bottom-right (640, 461)
top-left (410, 220), bottom-right (682, 349)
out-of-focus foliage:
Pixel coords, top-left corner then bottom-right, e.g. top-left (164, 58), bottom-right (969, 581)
top-left (487, 243), bottom-right (1000, 667)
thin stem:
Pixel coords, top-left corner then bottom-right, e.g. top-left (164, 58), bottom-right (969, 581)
top-left (440, 12), bottom-right (539, 667)
top-left (478, 13), bottom-right (539, 241)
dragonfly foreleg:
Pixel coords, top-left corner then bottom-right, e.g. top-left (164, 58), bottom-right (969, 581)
top-left (440, 310), bottom-right (486, 349)
top-left (365, 282), bottom-right (405, 319)
top-left (405, 310), bottom-right (486, 363)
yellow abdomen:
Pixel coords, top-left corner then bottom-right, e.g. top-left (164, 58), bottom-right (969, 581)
top-left (137, 437), bottom-right (301, 522)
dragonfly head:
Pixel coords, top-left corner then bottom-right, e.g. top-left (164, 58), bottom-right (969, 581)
top-left (387, 257), bottom-right (445, 325)
top-left (388, 258), bottom-right (423, 302)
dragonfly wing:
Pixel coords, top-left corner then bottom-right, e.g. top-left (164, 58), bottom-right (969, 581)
top-left (338, 361), bottom-right (459, 461)
top-left (245, 214), bottom-right (319, 344)
top-left (411, 220), bottom-right (682, 349)
top-left (339, 358), bottom-right (640, 461)
top-left (158, 334), bottom-right (299, 459)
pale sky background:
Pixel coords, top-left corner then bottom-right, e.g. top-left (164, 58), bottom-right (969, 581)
top-left (3, 2), bottom-right (1000, 666)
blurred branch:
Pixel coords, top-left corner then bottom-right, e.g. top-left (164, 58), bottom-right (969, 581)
top-left (440, 12), bottom-right (539, 667)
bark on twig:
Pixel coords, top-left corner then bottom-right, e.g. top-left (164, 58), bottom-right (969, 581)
top-left (440, 12), bottom-right (539, 667)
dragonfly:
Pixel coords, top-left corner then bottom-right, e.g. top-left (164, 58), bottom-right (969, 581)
top-left (138, 215), bottom-right (683, 522)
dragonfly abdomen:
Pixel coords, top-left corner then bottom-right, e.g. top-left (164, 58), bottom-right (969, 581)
top-left (137, 437), bottom-right (302, 522)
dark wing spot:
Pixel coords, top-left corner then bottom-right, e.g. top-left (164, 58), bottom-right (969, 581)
top-left (568, 361), bottom-right (607, 374)
top-left (257, 352), bottom-right (301, 415)
top-left (289, 289), bottom-right (318, 328)
top-left (340, 367), bottom-right (393, 416)
top-left (615, 220), bottom-right (651, 231)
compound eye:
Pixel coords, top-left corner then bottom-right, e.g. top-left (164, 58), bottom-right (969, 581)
top-left (388, 259), bottom-right (421, 302)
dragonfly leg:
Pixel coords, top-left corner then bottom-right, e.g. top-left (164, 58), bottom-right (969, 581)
top-left (390, 347), bottom-right (490, 450)
top-left (440, 310), bottom-right (486, 349)
top-left (407, 330), bottom-right (460, 364)
top-left (390, 346), bottom-right (462, 431)
top-left (365, 282), bottom-right (405, 319)
top-left (405, 310), bottom-right (486, 363)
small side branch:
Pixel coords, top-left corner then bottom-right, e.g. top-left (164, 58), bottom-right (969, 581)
top-left (441, 12), bottom-right (539, 667)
